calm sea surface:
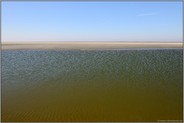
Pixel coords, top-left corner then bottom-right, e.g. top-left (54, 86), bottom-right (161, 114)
top-left (2, 49), bottom-right (183, 122)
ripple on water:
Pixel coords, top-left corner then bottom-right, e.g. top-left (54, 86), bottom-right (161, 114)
top-left (2, 49), bottom-right (183, 122)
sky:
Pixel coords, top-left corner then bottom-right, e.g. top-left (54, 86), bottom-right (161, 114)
top-left (2, 1), bottom-right (183, 42)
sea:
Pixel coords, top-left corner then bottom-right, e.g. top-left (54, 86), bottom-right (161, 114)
top-left (1, 48), bottom-right (183, 122)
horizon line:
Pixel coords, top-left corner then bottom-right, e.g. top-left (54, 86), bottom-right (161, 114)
top-left (2, 41), bottom-right (183, 44)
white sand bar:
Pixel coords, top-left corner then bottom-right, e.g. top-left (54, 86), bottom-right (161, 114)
top-left (1, 42), bottom-right (183, 50)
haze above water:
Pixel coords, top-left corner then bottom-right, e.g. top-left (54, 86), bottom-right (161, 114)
top-left (2, 48), bottom-right (183, 122)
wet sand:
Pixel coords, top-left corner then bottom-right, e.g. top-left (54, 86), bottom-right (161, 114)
top-left (2, 42), bottom-right (183, 50)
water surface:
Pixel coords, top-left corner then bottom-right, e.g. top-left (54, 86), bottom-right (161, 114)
top-left (2, 49), bottom-right (183, 122)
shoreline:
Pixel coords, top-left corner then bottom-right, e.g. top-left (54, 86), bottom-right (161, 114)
top-left (1, 42), bottom-right (183, 50)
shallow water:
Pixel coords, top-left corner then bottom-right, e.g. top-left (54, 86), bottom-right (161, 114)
top-left (2, 49), bottom-right (183, 122)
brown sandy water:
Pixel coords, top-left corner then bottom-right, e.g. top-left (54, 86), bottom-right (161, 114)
top-left (1, 49), bottom-right (183, 122)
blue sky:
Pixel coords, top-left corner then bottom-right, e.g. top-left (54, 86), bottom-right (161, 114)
top-left (2, 1), bottom-right (182, 42)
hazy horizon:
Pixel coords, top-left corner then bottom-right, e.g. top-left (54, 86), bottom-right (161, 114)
top-left (2, 41), bottom-right (183, 43)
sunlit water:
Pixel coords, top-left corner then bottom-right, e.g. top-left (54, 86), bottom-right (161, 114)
top-left (2, 49), bottom-right (183, 122)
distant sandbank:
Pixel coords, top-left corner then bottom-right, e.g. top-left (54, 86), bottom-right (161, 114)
top-left (1, 42), bottom-right (183, 50)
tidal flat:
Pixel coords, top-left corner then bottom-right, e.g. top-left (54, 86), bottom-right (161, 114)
top-left (1, 48), bottom-right (183, 122)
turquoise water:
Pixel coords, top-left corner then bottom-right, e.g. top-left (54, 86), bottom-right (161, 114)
top-left (2, 49), bottom-right (183, 122)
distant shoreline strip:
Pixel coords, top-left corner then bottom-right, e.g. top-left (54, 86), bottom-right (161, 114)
top-left (1, 42), bottom-right (183, 50)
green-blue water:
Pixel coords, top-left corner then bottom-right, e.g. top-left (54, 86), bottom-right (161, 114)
top-left (2, 49), bottom-right (183, 122)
